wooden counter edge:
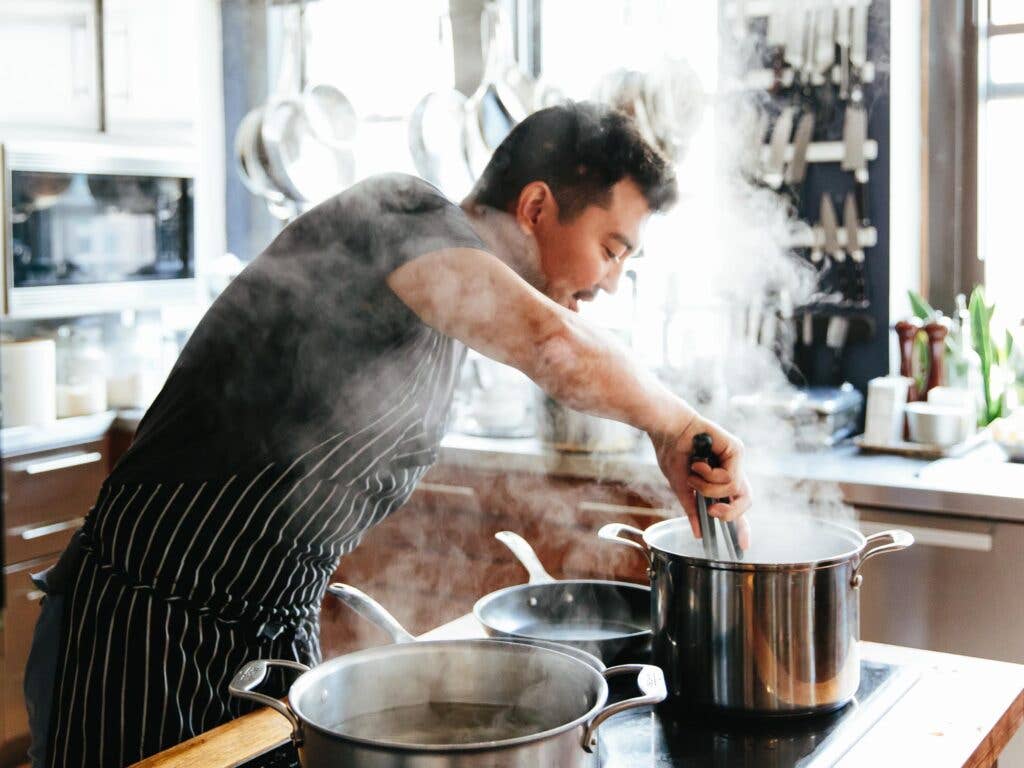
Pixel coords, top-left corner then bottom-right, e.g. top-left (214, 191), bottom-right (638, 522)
top-left (131, 629), bottom-right (1024, 768)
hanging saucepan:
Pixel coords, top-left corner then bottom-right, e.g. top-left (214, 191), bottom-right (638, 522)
top-left (229, 583), bottom-right (665, 767)
top-left (463, 2), bottom-right (529, 179)
top-left (599, 516), bottom-right (913, 716)
top-left (474, 531), bottom-right (651, 664)
top-left (408, 10), bottom-right (473, 199)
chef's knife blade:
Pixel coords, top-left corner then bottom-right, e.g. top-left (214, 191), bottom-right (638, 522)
top-left (835, 1), bottom-right (851, 99)
top-left (851, 1), bottom-right (868, 73)
top-left (820, 194), bottom-right (844, 262)
top-left (765, 106), bottom-right (794, 189)
top-left (844, 192), bottom-right (869, 307)
top-left (841, 102), bottom-right (868, 179)
top-left (815, 4), bottom-right (835, 76)
top-left (786, 112), bottom-right (815, 184)
top-left (843, 192), bottom-right (864, 263)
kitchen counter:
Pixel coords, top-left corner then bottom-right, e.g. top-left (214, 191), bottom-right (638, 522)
top-left (439, 432), bottom-right (1024, 522)
top-left (131, 615), bottom-right (1024, 768)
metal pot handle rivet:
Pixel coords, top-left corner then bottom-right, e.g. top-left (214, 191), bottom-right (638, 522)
top-left (581, 664), bottom-right (666, 752)
top-left (597, 523), bottom-right (652, 567)
top-left (850, 529), bottom-right (914, 587)
top-left (228, 658), bottom-right (310, 746)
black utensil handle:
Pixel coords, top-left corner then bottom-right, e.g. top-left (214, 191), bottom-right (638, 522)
top-left (693, 433), bottom-right (744, 560)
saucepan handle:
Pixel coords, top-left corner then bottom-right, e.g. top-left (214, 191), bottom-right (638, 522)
top-left (851, 529), bottom-right (915, 587)
top-left (597, 523), bottom-right (651, 567)
top-left (581, 664), bottom-right (666, 752)
top-left (327, 582), bottom-right (417, 643)
top-left (228, 659), bottom-right (309, 744)
top-left (495, 531), bottom-right (556, 584)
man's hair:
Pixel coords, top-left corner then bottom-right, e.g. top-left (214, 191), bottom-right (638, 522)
top-left (468, 100), bottom-right (678, 222)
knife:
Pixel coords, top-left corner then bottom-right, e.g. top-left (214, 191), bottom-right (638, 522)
top-left (820, 193), bottom-right (844, 263)
top-left (851, 0), bottom-right (868, 75)
top-left (765, 106), bottom-right (794, 189)
top-left (786, 112), bottom-right (815, 185)
top-left (815, 4), bottom-right (835, 79)
top-left (841, 102), bottom-right (867, 177)
top-left (835, 0), bottom-right (851, 99)
top-left (844, 192), bottom-right (869, 307)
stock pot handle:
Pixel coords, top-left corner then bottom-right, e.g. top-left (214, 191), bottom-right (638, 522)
top-left (851, 529), bottom-right (915, 587)
top-left (581, 664), bottom-right (666, 752)
top-left (597, 523), bottom-right (651, 566)
top-left (228, 659), bottom-right (310, 745)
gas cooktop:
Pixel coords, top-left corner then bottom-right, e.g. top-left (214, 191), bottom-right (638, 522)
top-left (239, 660), bottom-right (918, 768)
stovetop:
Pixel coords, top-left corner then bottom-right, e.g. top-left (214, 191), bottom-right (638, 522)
top-left (239, 660), bottom-right (918, 768)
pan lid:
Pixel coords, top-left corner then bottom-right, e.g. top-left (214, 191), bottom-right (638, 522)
top-left (644, 515), bottom-right (867, 568)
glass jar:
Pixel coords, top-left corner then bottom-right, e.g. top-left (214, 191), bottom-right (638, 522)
top-left (55, 324), bottom-right (108, 417)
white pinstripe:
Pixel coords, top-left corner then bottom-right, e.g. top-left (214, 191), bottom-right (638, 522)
top-left (97, 581), bottom-right (128, 768)
top-left (131, 481), bottom-right (184, 574)
top-left (116, 589), bottom-right (140, 767)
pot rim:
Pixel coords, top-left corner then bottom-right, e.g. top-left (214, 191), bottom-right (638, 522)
top-left (643, 516), bottom-right (868, 572)
top-left (287, 639), bottom-right (610, 753)
top-left (472, 579), bottom-right (652, 642)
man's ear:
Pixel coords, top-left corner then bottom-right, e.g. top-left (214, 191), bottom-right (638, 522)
top-left (515, 181), bottom-right (556, 234)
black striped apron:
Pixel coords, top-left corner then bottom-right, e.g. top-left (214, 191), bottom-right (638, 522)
top-left (44, 329), bottom-right (463, 766)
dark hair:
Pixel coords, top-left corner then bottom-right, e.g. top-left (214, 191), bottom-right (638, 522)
top-left (468, 100), bottom-right (678, 222)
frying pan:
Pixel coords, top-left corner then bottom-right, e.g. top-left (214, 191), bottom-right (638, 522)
top-left (473, 531), bottom-right (651, 664)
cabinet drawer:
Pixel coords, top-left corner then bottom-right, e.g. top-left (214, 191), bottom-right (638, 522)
top-left (4, 439), bottom-right (107, 563)
top-left (3, 555), bottom-right (57, 747)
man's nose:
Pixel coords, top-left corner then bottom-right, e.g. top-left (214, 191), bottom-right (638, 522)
top-left (598, 260), bottom-right (626, 294)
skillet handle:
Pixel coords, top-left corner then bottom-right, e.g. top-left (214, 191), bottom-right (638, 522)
top-left (581, 664), bottom-right (666, 752)
top-left (495, 531), bottom-right (556, 584)
top-left (597, 523), bottom-right (652, 567)
top-left (851, 529), bottom-right (914, 587)
top-left (228, 659), bottom-right (309, 746)
top-left (327, 583), bottom-right (417, 643)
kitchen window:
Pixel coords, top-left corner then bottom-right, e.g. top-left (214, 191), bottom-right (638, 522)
top-left (979, 0), bottom-right (1024, 325)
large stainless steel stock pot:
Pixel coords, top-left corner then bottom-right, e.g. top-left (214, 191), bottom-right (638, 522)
top-left (229, 583), bottom-right (666, 767)
top-left (599, 517), bottom-right (913, 715)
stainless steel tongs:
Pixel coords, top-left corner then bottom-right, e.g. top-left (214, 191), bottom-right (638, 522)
top-left (692, 433), bottom-right (743, 561)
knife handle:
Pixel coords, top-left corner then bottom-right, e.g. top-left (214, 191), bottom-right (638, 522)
top-left (856, 181), bottom-right (871, 227)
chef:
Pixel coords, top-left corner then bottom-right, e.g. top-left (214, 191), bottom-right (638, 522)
top-left (24, 100), bottom-right (751, 766)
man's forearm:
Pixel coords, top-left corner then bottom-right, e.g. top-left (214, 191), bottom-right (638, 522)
top-left (528, 311), bottom-right (696, 440)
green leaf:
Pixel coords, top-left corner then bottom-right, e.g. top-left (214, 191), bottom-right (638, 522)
top-left (970, 286), bottom-right (997, 425)
top-left (908, 290), bottom-right (934, 321)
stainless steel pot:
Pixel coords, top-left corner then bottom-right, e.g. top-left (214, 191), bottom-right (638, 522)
top-left (599, 517), bottom-right (913, 715)
top-left (229, 584), bottom-right (666, 767)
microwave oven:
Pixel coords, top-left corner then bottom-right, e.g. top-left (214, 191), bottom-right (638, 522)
top-left (0, 139), bottom-right (201, 318)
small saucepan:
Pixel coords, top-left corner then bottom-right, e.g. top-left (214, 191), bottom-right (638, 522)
top-left (230, 583), bottom-right (665, 768)
top-left (474, 531), bottom-right (651, 664)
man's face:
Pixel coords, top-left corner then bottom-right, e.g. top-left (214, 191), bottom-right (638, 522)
top-left (523, 178), bottom-right (651, 312)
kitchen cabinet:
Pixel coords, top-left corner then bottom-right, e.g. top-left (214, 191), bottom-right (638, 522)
top-left (0, 435), bottom-right (109, 765)
top-left (102, 0), bottom-right (201, 138)
top-left (0, 0), bottom-right (101, 132)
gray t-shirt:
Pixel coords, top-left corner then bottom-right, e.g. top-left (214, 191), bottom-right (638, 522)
top-left (116, 173), bottom-right (485, 481)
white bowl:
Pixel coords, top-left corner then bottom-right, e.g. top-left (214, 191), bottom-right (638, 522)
top-left (905, 402), bottom-right (967, 446)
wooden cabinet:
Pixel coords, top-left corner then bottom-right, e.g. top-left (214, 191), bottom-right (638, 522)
top-left (0, 0), bottom-right (101, 132)
top-left (321, 462), bottom-right (671, 657)
top-left (0, 436), bottom-right (109, 764)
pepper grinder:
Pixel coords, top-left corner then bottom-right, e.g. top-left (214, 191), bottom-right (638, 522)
top-left (923, 316), bottom-right (951, 397)
top-left (895, 318), bottom-right (922, 402)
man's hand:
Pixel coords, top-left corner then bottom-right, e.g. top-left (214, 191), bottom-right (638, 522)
top-left (651, 412), bottom-right (752, 550)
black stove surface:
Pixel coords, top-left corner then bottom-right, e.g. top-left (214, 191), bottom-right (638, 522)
top-left (239, 661), bottom-right (917, 768)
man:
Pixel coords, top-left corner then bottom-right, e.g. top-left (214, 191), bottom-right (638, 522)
top-left (25, 101), bottom-right (751, 766)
